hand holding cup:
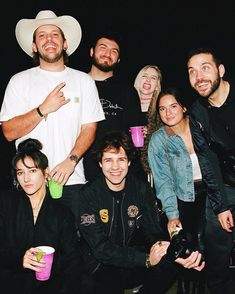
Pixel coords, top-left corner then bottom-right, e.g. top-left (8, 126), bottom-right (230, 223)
top-left (35, 246), bottom-right (55, 281)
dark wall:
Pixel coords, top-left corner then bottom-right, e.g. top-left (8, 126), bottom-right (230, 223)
top-left (1, 0), bottom-right (234, 187)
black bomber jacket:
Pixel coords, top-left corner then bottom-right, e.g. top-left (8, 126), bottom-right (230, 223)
top-left (76, 175), bottom-right (167, 274)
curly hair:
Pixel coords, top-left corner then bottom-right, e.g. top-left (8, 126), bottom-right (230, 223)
top-left (93, 130), bottom-right (136, 163)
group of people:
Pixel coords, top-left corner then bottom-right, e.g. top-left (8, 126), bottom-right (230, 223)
top-left (0, 8), bottom-right (234, 294)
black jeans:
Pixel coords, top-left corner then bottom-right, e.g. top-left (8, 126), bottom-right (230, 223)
top-left (205, 185), bottom-right (235, 294)
top-left (177, 182), bottom-right (207, 288)
top-left (177, 181), bottom-right (206, 254)
top-left (80, 260), bottom-right (179, 294)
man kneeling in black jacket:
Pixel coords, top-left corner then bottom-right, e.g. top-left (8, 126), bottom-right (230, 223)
top-left (75, 130), bottom-right (204, 294)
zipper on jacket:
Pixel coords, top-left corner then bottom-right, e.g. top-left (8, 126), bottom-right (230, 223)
top-left (108, 197), bottom-right (115, 237)
top-left (120, 192), bottom-right (126, 246)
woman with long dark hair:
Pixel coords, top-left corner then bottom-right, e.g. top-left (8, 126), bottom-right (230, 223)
top-left (148, 87), bottom-right (231, 293)
top-left (0, 138), bottom-right (81, 294)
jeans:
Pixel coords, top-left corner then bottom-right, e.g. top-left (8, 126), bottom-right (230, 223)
top-left (205, 185), bottom-right (235, 294)
top-left (177, 182), bottom-right (207, 291)
top-left (80, 260), bottom-right (179, 294)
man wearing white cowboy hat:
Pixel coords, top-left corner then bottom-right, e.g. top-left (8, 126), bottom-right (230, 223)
top-left (0, 10), bottom-right (105, 214)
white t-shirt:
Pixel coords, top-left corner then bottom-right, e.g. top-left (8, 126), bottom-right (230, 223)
top-left (190, 153), bottom-right (202, 181)
top-left (0, 66), bottom-right (105, 185)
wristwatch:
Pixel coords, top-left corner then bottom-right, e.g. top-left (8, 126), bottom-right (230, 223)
top-left (145, 254), bottom-right (152, 268)
top-left (69, 154), bottom-right (79, 164)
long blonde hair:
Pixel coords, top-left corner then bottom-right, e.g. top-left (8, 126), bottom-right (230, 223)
top-left (134, 65), bottom-right (163, 174)
top-left (134, 64), bottom-right (162, 118)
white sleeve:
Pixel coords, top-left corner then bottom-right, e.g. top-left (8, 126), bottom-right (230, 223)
top-left (0, 74), bottom-right (29, 122)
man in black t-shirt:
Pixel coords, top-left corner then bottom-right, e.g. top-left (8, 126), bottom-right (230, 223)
top-left (187, 47), bottom-right (234, 294)
top-left (83, 31), bottom-right (146, 182)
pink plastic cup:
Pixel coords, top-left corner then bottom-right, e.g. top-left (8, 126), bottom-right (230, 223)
top-left (130, 126), bottom-right (144, 147)
top-left (35, 246), bottom-right (55, 281)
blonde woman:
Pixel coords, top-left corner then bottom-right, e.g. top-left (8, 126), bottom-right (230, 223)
top-left (134, 65), bottom-right (163, 183)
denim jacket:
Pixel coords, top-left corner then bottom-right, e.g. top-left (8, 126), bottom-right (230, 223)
top-left (148, 117), bottom-right (224, 220)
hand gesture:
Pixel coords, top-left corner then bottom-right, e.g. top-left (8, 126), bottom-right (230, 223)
top-left (39, 82), bottom-right (70, 115)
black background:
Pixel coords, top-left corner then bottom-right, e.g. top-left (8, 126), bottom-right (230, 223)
top-left (0, 0), bottom-right (234, 187)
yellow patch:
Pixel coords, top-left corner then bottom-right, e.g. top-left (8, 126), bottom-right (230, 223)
top-left (99, 209), bottom-right (109, 223)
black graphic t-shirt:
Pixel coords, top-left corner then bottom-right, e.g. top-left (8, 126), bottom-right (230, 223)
top-left (95, 76), bottom-right (143, 140)
top-left (83, 76), bottom-right (145, 182)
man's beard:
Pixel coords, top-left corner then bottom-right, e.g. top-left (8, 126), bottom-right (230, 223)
top-left (38, 50), bottom-right (64, 63)
top-left (91, 55), bottom-right (118, 72)
top-left (207, 76), bottom-right (221, 98)
top-left (194, 75), bottom-right (221, 98)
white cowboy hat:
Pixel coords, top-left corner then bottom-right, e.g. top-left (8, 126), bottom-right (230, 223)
top-left (15, 10), bottom-right (82, 57)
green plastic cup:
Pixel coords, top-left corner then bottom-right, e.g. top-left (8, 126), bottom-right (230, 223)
top-left (48, 179), bottom-right (63, 199)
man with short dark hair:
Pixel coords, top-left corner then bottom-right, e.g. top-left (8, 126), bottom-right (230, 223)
top-left (187, 47), bottom-right (234, 294)
top-left (83, 31), bottom-right (145, 182)
top-left (76, 130), bottom-right (204, 294)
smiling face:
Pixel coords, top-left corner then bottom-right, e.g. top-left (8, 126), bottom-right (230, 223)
top-left (99, 147), bottom-right (130, 191)
top-left (187, 53), bottom-right (224, 97)
top-left (33, 24), bottom-right (67, 63)
top-left (139, 67), bottom-right (159, 97)
top-left (16, 156), bottom-right (47, 197)
top-left (90, 37), bottom-right (120, 72)
top-left (158, 94), bottom-right (186, 127)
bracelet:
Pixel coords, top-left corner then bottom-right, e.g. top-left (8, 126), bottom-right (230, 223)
top-left (145, 254), bottom-right (152, 268)
top-left (36, 106), bottom-right (48, 121)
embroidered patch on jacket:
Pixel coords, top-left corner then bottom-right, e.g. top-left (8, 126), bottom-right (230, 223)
top-left (127, 205), bottom-right (139, 217)
top-left (99, 209), bottom-right (109, 223)
top-left (128, 220), bottom-right (135, 228)
top-left (81, 214), bottom-right (95, 226)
